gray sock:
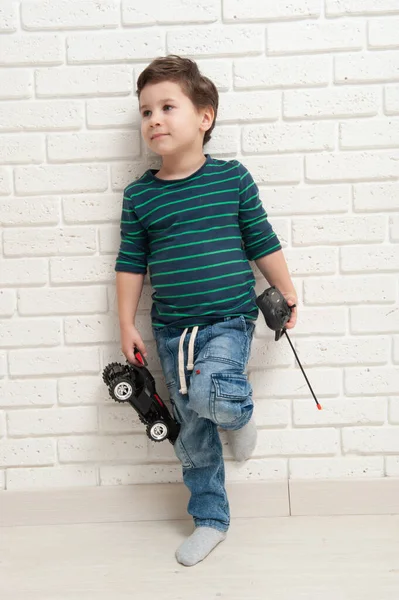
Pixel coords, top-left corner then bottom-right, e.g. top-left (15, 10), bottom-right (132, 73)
top-left (227, 417), bottom-right (257, 461)
top-left (176, 527), bottom-right (227, 567)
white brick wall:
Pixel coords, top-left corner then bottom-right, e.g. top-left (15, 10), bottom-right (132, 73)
top-left (0, 1), bottom-right (398, 491)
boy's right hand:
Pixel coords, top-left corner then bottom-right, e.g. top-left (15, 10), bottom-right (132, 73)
top-left (120, 324), bottom-right (148, 367)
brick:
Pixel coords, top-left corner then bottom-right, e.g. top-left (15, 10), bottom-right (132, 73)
top-left (47, 131), bottom-right (140, 163)
top-left (394, 337), bottom-right (399, 364)
top-left (15, 164), bottom-right (108, 195)
top-left (263, 184), bottom-right (350, 216)
top-left (4, 227), bottom-right (97, 257)
top-left (253, 399), bottom-right (291, 428)
top-left (282, 247), bottom-right (338, 276)
top-left (0, 319), bottom-right (60, 348)
top-left (1, 258), bottom-right (47, 287)
top-left (206, 125), bottom-right (239, 156)
top-left (250, 368), bottom-right (340, 399)
top-left (0, 412), bottom-right (5, 438)
top-left (290, 456), bottom-right (384, 479)
top-left (218, 91), bottom-right (280, 123)
top-left (0, 379), bottom-right (56, 408)
top-left (234, 55), bottom-right (329, 89)
top-left (368, 18), bottom-right (399, 49)
top-left (243, 122), bottom-right (334, 154)
top-left (350, 306), bottom-right (399, 335)
top-left (341, 245), bottom-right (399, 274)
top-left (7, 465), bottom-right (97, 490)
top-left (265, 218), bottom-right (289, 247)
top-left (58, 376), bottom-right (108, 406)
top-left (21, 0), bottom-right (119, 30)
top-left (225, 458), bottom-right (288, 481)
top-left (99, 225), bottom-right (119, 254)
top-left (268, 21), bottom-right (363, 55)
top-left (8, 407), bottom-right (98, 437)
top-left (0, 135), bottom-right (43, 165)
top-left (0, 70), bottom-right (32, 99)
top-left (0, 168), bottom-right (11, 195)
top-left (285, 307), bottom-right (346, 337)
top-left (0, 197), bottom-right (59, 226)
top-left (0, 290), bottom-right (16, 317)
top-left (306, 151), bottom-right (399, 183)
top-left (0, 35), bottom-right (62, 66)
top-left (36, 66), bottom-right (132, 99)
top-left (237, 156), bottom-right (301, 185)
top-left (64, 315), bottom-right (119, 344)
top-left (343, 426), bottom-right (399, 454)
top-left (0, 101), bottom-right (82, 132)
top-left (385, 85), bottom-right (399, 115)
top-left (99, 405), bottom-right (142, 433)
top-left (295, 337), bottom-right (388, 367)
top-left (293, 215), bottom-right (385, 246)
top-left (335, 52), bottom-right (399, 84)
top-left (223, 0), bottom-right (320, 21)
top-left (256, 428), bottom-right (339, 457)
top-left (67, 31), bottom-right (164, 64)
top-left (248, 338), bottom-right (293, 368)
top-left (0, 471), bottom-right (5, 490)
top-left (304, 275), bottom-right (395, 305)
top-left (100, 463), bottom-right (181, 485)
top-left (18, 287), bottom-right (108, 316)
top-left (50, 256), bottom-right (115, 284)
top-left (58, 434), bottom-right (147, 463)
top-left (353, 182), bottom-right (399, 211)
top-left (386, 457), bottom-right (399, 476)
top-left (9, 348), bottom-right (100, 377)
top-left (326, 0), bottom-right (399, 16)
top-left (62, 194), bottom-right (121, 224)
top-left (390, 398), bottom-right (399, 424)
top-left (0, 353), bottom-right (6, 378)
top-left (196, 60), bottom-right (232, 92)
top-left (148, 437), bottom-right (177, 462)
top-left (111, 160), bottom-right (158, 191)
top-left (391, 215), bottom-right (399, 241)
top-left (340, 119), bottom-right (399, 150)
top-left (294, 397), bottom-right (386, 427)
top-left (0, 1), bottom-right (17, 31)
top-left (345, 367), bottom-right (399, 396)
top-left (87, 98), bottom-right (140, 129)
top-left (167, 26), bottom-right (263, 57)
top-left (0, 439), bottom-right (55, 467)
top-left (284, 87), bottom-right (379, 120)
top-left (122, 0), bottom-right (218, 25)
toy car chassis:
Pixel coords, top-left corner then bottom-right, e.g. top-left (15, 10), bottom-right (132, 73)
top-left (102, 350), bottom-right (180, 443)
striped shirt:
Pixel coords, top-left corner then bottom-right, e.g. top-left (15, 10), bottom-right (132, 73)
top-left (115, 154), bottom-right (281, 329)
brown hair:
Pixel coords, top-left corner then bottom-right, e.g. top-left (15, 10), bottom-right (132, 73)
top-left (136, 55), bottom-right (218, 145)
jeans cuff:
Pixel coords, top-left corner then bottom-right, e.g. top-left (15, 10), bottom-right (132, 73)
top-left (194, 518), bottom-right (229, 532)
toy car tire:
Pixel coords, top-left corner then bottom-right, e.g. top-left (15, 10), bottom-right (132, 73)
top-left (111, 378), bottom-right (133, 402)
top-left (147, 421), bottom-right (169, 442)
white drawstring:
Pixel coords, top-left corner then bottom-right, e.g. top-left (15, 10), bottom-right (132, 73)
top-left (178, 326), bottom-right (199, 395)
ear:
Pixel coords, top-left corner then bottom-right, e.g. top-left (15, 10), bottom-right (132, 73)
top-left (199, 106), bottom-right (215, 133)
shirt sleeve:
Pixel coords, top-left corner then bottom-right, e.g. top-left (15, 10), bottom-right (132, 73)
top-left (237, 162), bottom-right (281, 261)
top-left (115, 187), bottom-right (148, 274)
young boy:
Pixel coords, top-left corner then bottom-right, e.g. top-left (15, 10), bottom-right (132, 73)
top-left (115, 55), bottom-right (297, 567)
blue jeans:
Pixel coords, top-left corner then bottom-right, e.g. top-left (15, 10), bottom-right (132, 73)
top-left (153, 315), bottom-right (255, 532)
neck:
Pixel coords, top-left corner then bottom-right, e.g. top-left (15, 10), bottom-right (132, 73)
top-left (157, 149), bottom-right (206, 180)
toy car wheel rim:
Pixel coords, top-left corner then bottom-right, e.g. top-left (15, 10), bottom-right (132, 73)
top-left (114, 381), bottom-right (133, 401)
top-left (150, 423), bottom-right (168, 440)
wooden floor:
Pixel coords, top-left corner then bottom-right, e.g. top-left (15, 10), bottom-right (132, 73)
top-left (1, 515), bottom-right (398, 600)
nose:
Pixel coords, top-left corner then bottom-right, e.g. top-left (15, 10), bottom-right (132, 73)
top-left (148, 110), bottom-right (161, 127)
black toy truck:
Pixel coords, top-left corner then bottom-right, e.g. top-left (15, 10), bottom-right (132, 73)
top-left (102, 349), bottom-right (180, 443)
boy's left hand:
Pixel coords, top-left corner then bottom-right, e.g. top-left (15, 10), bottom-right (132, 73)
top-left (282, 292), bottom-right (297, 329)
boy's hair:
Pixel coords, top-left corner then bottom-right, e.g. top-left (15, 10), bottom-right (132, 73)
top-left (136, 55), bottom-right (218, 145)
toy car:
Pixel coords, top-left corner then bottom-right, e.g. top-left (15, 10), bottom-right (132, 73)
top-left (102, 349), bottom-right (180, 443)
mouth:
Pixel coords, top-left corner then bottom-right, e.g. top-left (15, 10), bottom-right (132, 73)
top-left (151, 133), bottom-right (169, 141)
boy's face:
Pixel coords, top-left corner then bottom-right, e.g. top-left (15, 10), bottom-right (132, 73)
top-left (139, 81), bottom-right (211, 156)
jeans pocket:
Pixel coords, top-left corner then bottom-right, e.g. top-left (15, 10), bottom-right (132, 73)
top-left (210, 372), bottom-right (253, 428)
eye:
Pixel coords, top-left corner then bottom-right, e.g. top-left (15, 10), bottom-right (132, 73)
top-left (163, 105), bottom-right (173, 112)
top-left (142, 110), bottom-right (151, 118)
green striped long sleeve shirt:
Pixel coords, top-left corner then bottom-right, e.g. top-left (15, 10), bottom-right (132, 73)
top-left (115, 155), bottom-right (281, 329)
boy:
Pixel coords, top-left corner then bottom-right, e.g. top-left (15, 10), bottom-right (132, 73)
top-left (115, 55), bottom-right (297, 567)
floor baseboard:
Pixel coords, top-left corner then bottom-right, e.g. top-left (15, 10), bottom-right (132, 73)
top-left (1, 479), bottom-right (398, 527)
